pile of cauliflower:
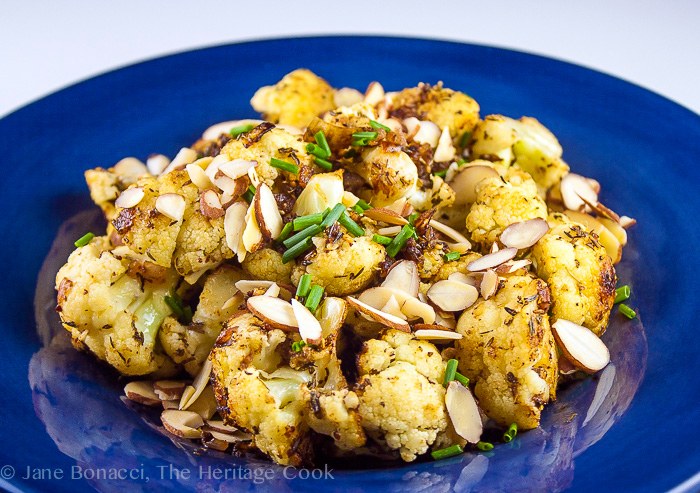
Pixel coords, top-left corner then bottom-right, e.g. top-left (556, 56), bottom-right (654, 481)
top-left (54, 69), bottom-right (632, 467)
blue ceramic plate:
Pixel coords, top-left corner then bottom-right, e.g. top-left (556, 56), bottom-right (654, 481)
top-left (1, 36), bottom-right (698, 492)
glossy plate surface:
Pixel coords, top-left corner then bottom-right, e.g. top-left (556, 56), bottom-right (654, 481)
top-left (1, 36), bottom-right (699, 492)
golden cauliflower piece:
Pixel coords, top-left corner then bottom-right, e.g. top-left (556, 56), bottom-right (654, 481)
top-left (355, 330), bottom-right (447, 462)
top-left (455, 274), bottom-right (558, 429)
top-left (292, 233), bottom-right (385, 296)
top-left (465, 166), bottom-right (547, 247)
top-left (531, 223), bottom-right (616, 336)
top-left (250, 69), bottom-right (335, 129)
top-left (84, 158), bottom-right (149, 221)
top-left (242, 248), bottom-right (293, 284)
top-left (55, 236), bottom-right (177, 376)
top-left (354, 146), bottom-right (418, 207)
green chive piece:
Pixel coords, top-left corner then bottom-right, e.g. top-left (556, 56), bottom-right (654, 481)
top-left (503, 423), bottom-right (518, 443)
top-left (306, 143), bottom-right (330, 159)
top-left (293, 212), bottom-right (325, 231)
top-left (352, 131), bottom-right (379, 140)
top-left (182, 305), bottom-right (193, 324)
top-left (430, 444), bottom-right (463, 460)
top-left (459, 131), bottom-right (472, 148)
top-left (242, 184), bottom-right (256, 204)
top-left (276, 222), bottom-right (294, 244)
top-left (407, 212), bottom-right (420, 225)
top-left (434, 169), bottom-right (448, 178)
top-left (296, 274), bottom-right (312, 299)
top-left (350, 138), bottom-right (370, 147)
top-left (270, 157), bottom-right (299, 174)
top-left (356, 199), bottom-right (371, 211)
top-left (443, 359), bottom-right (458, 387)
top-left (386, 224), bottom-right (415, 257)
top-left (369, 120), bottom-right (391, 132)
top-left (614, 285), bottom-right (630, 304)
top-left (619, 303), bottom-right (636, 319)
top-left (351, 204), bottom-right (364, 214)
top-left (314, 157), bottom-right (333, 170)
top-left (321, 203), bottom-right (346, 227)
top-left (477, 441), bottom-right (494, 452)
top-left (373, 234), bottom-right (393, 246)
top-left (283, 224), bottom-right (324, 249)
top-left (443, 251), bottom-right (461, 262)
top-left (338, 211), bottom-right (365, 237)
top-left (230, 123), bottom-right (254, 137)
top-left (314, 130), bottom-right (331, 156)
top-left (164, 295), bottom-right (185, 319)
top-left (282, 237), bottom-right (313, 264)
top-left (454, 372), bottom-right (470, 387)
top-left (74, 232), bottom-right (95, 247)
top-left (292, 341), bottom-right (307, 352)
top-left (305, 285), bottom-right (324, 313)
top-left (457, 158), bottom-right (467, 165)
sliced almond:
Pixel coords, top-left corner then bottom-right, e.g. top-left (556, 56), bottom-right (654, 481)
top-left (218, 159), bottom-right (258, 180)
top-left (334, 87), bottom-right (364, 108)
top-left (124, 381), bottom-right (161, 406)
top-left (414, 329), bottom-right (463, 341)
top-left (559, 356), bottom-right (579, 375)
top-left (235, 279), bottom-right (275, 293)
top-left (247, 296), bottom-right (298, 331)
top-left (377, 225), bottom-right (402, 236)
top-left (187, 385), bottom-right (218, 420)
top-left (382, 260), bottom-right (419, 297)
top-left (205, 419), bottom-right (241, 434)
top-left (186, 162), bottom-right (213, 189)
top-left (207, 429), bottom-right (253, 443)
top-left (346, 296), bottom-right (410, 332)
top-left (427, 280), bottom-right (479, 312)
top-left (480, 269), bottom-right (499, 299)
top-left (199, 189), bottom-right (225, 219)
top-left (500, 218), bottom-right (550, 249)
top-left (449, 165), bottom-right (500, 205)
top-left (551, 319), bottom-right (610, 373)
top-left (358, 286), bottom-right (435, 324)
top-left (161, 410), bottom-right (204, 439)
top-left (434, 126), bottom-right (456, 162)
top-left (180, 359), bottom-right (212, 410)
top-left (599, 217), bottom-right (628, 246)
top-left (342, 190), bottom-right (361, 207)
top-left (162, 400), bottom-right (180, 410)
top-left (435, 311), bottom-right (457, 330)
top-left (146, 154), bottom-right (171, 175)
top-left (490, 242), bottom-right (499, 254)
top-left (242, 200), bottom-right (264, 253)
top-left (254, 183), bottom-right (284, 240)
top-left (319, 297), bottom-right (348, 338)
top-left (155, 193), bottom-right (186, 221)
top-left (445, 381), bottom-right (483, 444)
top-left (363, 207), bottom-right (409, 226)
top-left (115, 187), bottom-right (145, 209)
top-left (494, 259), bottom-right (532, 274)
top-left (564, 210), bottom-right (622, 263)
top-left (364, 81), bottom-right (385, 106)
top-left (202, 119), bottom-right (262, 141)
top-left (448, 272), bottom-right (479, 287)
top-left (560, 173), bottom-right (598, 212)
top-left (380, 295), bottom-right (408, 321)
top-left (201, 433), bottom-right (229, 451)
top-left (221, 179), bottom-right (248, 209)
top-left (154, 380), bottom-right (186, 401)
top-left (619, 215), bottom-right (636, 229)
top-left (466, 248), bottom-right (518, 272)
top-left (162, 147), bottom-right (198, 175)
top-left (404, 118), bottom-right (441, 147)
top-left (221, 292), bottom-right (244, 312)
top-left (429, 219), bottom-right (471, 245)
top-left (587, 177), bottom-right (601, 194)
top-left (580, 197), bottom-right (620, 223)
top-left (114, 157), bottom-right (148, 177)
top-left (446, 242), bottom-right (472, 254)
top-left (183, 264), bottom-right (217, 285)
top-left (291, 299), bottom-right (323, 345)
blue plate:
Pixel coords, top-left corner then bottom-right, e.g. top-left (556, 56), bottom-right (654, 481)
top-left (1, 36), bottom-right (699, 492)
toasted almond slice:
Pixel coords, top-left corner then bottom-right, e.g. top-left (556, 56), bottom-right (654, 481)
top-left (114, 157), bottom-right (148, 177)
top-left (564, 210), bottom-right (622, 263)
top-left (291, 299), bottom-right (323, 345)
top-left (580, 197), bottom-right (620, 223)
top-left (435, 311), bottom-right (457, 330)
top-left (186, 162), bottom-right (213, 189)
top-left (334, 87), bottom-right (364, 107)
top-left (382, 260), bottom-right (420, 297)
top-left (429, 219), bottom-right (471, 245)
top-left (183, 263), bottom-right (218, 285)
top-left (364, 81), bottom-right (385, 106)
top-left (205, 419), bottom-right (240, 434)
top-left (363, 207), bottom-right (409, 225)
top-left (221, 179), bottom-right (248, 209)
top-left (162, 400), bottom-right (180, 410)
top-left (552, 319), bottom-right (610, 373)
top-left (218, 159), bottom-right (258, 180)
top-left (378, 225), bottom-right (402, 236)
top-left (404, 118), bottom-right (440, 147)
top-left (180, 359), bottom-right (212, 411)
top-left (434, 126), bottom-right (456, 162)
top-left (500, 218), bottom-right (550, 249)
top-left (221, 292), bottom-right (244, 312)
top-left (490, 242), bottom-right (499, 254)
top-left (201, 433), bottom-right (229, 451)
top-left (380, 295), bottom-right (408, 321)
top-left (199, 189), bottom-right (225, 219)
top-left (207, 429), bottom-right (253, 443)
top-left (358, 287), bottom-right (435, 324)
top-left (587, 177), bottom-right (601, 194)
top-left (202, 119), bottom-right (262, 141)
top-left (619, 215), bottom-right (636, 229)
top-left (342, 190), bottom-right (361, 207)
top-left (448, 272), bottom-right (479, 287)
top-left (446, 242), bottom-right (472, 254)
top-left (319, 297), bottom-right (348, 338)
top-left (466, 248), bottom-right (518, 272)
top-left (124, 381), bottom-right (161, 406)
top-left (247, 296), bottom-right (298, 331)
top-left (161, 410), bottom-right (204, 439)
top-left (115, 186), bottom-right (145, 209)
top-left (599, 217), bottom-right (628, 246)
top-left (559, 356), bottom-right (579, 375)
top-left (446, 381), bottom-right (483, 444)
top-left (162, 147), bottom-right (198, 175)
top-left (235, 279), bottom-right (275, 293)
top-left (427, 280), bottom-right (479, 312)
top-left (560, 173), bottom-right (598, 212)
top-left (154, 380), bottom-right (186, 401)
top-left (494, 259), bottom-right (532, 274)
top-left (242, 200), bottom-right (264, 253)
top-left (346, 296), bottom-right (410, 332)
top-left (480, 269), bottom-right (499, 299)
top-left (146, 154), bottom-right (171, 175)
top-left (383, 197), bottom-right (408, 216)
top-left (261, 283), bottom-right (279, 298)
top-left (414, 329), bottom-right (463, 341)
top-left (155, 193), bottom-right (186, 221)
top-left (449, 165), bottom-right (500, 205)
top-left (187, 385), bottom-right (217, 420)
top-left (254, 183), bottom-right (284, 240)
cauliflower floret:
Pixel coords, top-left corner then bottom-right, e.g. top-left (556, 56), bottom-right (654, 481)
top-left (55, 236), bottom-right (177, 376)
top-left (210, 312), bottom-right (313, 466)
top-left (242, 248), bottom-right (293, 284)
top-left (455, 274), bottom-right (558, 429)
top-left (292, 233), bottom-right (385, 296)
top-left (531, 223), bottom-right (616, 336)
top-left (355, 330), bottom-right (447, 462)
top-left (433, 252), bottom-right (481, 281)
top-left (353, 146), bottom-right (418, 207)
top-left (85, 158), bottom-right (149, 221)
top-left (250, 69), bottom-right (335, 129)
top-left (407, 175), bottom-right (456, 212)
top-left (465, 166), bottom-right (547, 247)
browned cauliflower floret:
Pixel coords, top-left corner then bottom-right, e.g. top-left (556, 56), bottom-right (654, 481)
top-left (455, 274), bottom-right (557, 429)
top-left (353, 146), bottom-right (418, 207)
top-left (55, 236), bottom-right (178, 376)
top-left (433, 252), bottom-right (481, 281)
top-left (355, 330), bottom-right (447, 462)
top-left (242, 248), bottom-right (293, 284)
top-left (250, 69), bottom-right (335, 129)
top-left (531, 223), bottom-right (616, 336)
top-left (85, 158), bottom-right (149, 221)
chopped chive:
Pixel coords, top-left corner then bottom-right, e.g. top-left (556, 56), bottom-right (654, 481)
top-left (276, 222), bottom-right (294, 244)
top-left (338, 211), bottom-right (365, 237)
top-left (369, 120), bottom-right (391, 132)
top-left (351, 204), bottom-right (364, 214)
top-left (459, 131), bottom-right (472, 148)
top-left (614, 285), bottom-right (630, 304)
top-left (352, 131), bottom-right (379, 140)
top-left (164, 295), bottom-right (185, 319)
top-left (242, 184), bottom-right (256, 203)
top-left (373, 234), bottom-right (393, 246)
top-left (230, 123), bottom-right (254, 137)
top-left (74, 232), bottom-right (95, 247)
top-left (454, 372), bottom-right (470, 387)
top-left (314, 130), bottom-right (331, 156)
top-left (293, 212), bottom-right (325, 231)
top-left (283, 224), bottom-right (324, 249)
top-left (433, 169), bottom-right (448, 178)
top-left (431, 444), bottom-right (463, 460)
top-left (306, 143), bottom-right (330, 159)
top-left (305, 285), bottom-right (324, 313)
top-left (321, 203), bottom-right (346, 227)
top-left (292, 340), bottom-right (307, 352)
top-left (282, 237), bottom-right (313, 264)
top-left (296, 274), bottom-right (312, 299)
top-left (350, 138), bottom-right (370, 147)
top-left (386, 224), bottom-right (415, 257)
top-left (443, 358), bottom-right (458, 386)
top-left (619, 303), bottom-right (636, 319)
top-left (443, 251), bottom-right (461, 262)
top-left (356, 199), bottom-right (371, 210)
top-left (270, 157), bottom-right (299, 174)
top-left (407, 212), bottom-right (420, 225)
top-left (503, 422), bottom-right (518, 443)
top-left (457, 158), bottom-right (467, 165)
top-left (476, 441), bottom-right (494, 452)
top-left (182, 305), bottom-right (193, 324)
top-left (314, 157), bottom-right (333, 171)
